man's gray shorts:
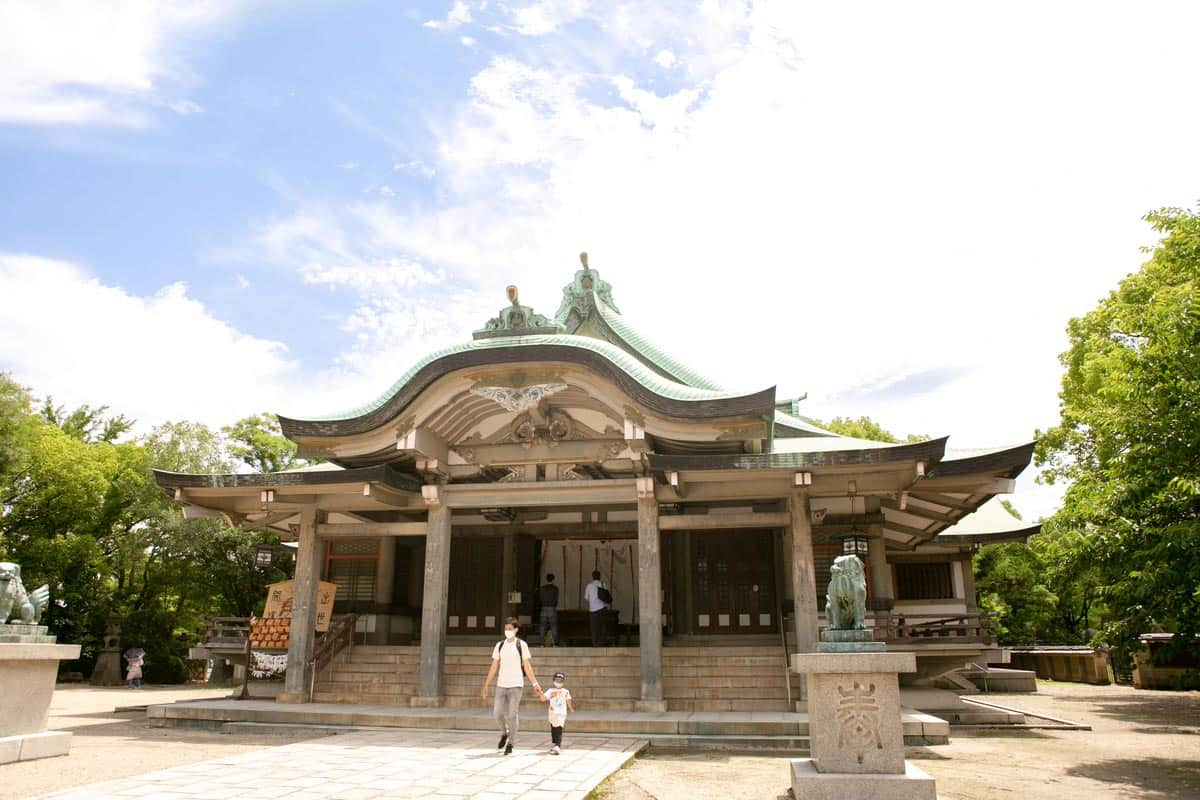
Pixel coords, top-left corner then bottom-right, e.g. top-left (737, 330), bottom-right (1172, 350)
top-left (494, 686), bottom-right (523, 740)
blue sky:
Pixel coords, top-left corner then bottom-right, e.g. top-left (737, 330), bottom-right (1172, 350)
top-left (3, 1), bottom-right (1200, 520)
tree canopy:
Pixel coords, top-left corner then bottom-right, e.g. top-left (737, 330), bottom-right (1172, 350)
top-left (1035, 205), bottom-right (1200, 669)
top-left (0, 383), bottom-right (295, 682)
top-left (810, 415), bottom-right (928, 443)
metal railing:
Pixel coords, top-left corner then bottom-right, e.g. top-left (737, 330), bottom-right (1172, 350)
top-left (309, 613), bottom-right (359, 700)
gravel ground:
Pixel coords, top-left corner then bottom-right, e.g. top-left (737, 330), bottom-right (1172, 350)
top-left (595, 682), bottom-right (1200, 800)
top-left (7, 681), bottom-right (1199, 800)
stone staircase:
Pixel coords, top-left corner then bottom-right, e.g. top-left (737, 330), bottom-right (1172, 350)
top-left (313, 644), bottom-right (792, 712)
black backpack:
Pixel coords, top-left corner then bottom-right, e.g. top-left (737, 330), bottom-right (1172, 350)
top-left (597, 585), bottom-right (613, 604)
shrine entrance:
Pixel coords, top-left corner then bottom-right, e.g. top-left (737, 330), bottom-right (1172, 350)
top-left (689, 530), bottom-right (777, 635)
top-left (447, 537), bottom-right (503, 634)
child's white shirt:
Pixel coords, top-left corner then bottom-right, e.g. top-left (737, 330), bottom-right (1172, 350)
top-left (546, 686), bottom-right (571, 717)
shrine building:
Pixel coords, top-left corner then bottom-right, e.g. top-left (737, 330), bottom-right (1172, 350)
top-left (156, 254), bottom-right (1038, 710)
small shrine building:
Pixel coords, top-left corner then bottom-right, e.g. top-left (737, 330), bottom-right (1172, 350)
top-left (156, 255), bottom-right (1037, 708)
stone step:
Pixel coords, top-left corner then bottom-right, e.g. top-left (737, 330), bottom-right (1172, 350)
top-left (216, 721), bottom-right (810, 753)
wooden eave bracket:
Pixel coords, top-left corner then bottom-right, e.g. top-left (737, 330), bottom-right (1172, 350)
top-left (666, 470), bottom-right (686, 498)
top-left (624, 415), bottom-right (649, 453)
top-left (397, 426), bottom-right (449, 464)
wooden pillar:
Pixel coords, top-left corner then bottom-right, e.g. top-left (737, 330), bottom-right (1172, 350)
top-left (413, 490), bottom-right (451, 706)
top-left (960, 555), bottom-right (978, 611)
top-left (279, 506), bottom-right (323, 703)
top-left (635, 477), bottom-right (666, 711)
top-left (867, 531), bottom-right (894, 610)
top-left (501, 531), bottom-right (516, 626)
top-left (789, 490), bottom-right (818, 699)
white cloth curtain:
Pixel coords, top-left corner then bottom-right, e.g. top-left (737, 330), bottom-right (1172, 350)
top-left (538, 539), bottom-right (637, 624)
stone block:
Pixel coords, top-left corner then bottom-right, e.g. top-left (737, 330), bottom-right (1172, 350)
top-left (807, 671), bottom-right (905, 774)
top-left (0, 735), bottom-right (22, 765)
top-left (0, 643), bottom-right (80, 737)
top-left (17, 731), bottom-right (72, 761)
top-left (791, 758), bottom-right (936, 800)
top-left (409, 695), bottom-right (445, 708)
top-left (791, 652), bottom-right (916, 675)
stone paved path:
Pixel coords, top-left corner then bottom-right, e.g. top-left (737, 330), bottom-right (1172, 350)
top-left (32, 730), bottom-right (647, 800)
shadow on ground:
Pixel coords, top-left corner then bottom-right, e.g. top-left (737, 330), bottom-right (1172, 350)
top-left (1049, 689), bottom-right (1200, 729)
top-left (1066, 757), bottom-right (1200, 799)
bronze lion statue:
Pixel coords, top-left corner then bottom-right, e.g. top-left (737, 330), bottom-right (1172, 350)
top-left (825, 554), bottom-right (867, 630)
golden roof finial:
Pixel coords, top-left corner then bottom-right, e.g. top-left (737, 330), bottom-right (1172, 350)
top-left (579, 251), bottom-right (589, 270)
top-left (506, 284), bottom-right (519, 306)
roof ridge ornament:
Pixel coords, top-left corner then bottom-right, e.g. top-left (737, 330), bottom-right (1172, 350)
top-left (554, 251), bottom-right (620, 326)
top-left (474, 283), bottom-right (564, 339)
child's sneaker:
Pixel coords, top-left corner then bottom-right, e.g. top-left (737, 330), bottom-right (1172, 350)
top-left (550, 744), bottom-right (561, 755)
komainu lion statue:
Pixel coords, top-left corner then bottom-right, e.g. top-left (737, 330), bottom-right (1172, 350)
top-left (825, 554), bottom-right (868, 630)
top-left (0, 562), bottom-right (50, 625)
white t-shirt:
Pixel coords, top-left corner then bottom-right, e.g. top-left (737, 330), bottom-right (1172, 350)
top-left (545, 686), bottom-right (571, 718)
top-left (584, 579), bottom-right (606, 612)
top-left (491, 638), bottom-right (532, 689)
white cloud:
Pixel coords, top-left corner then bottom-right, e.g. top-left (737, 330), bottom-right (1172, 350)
top-left (654, 49), bottom-right (677, 68)
top-left (223, 1), bottom-right (1200, 520)
top-left (0, 0), bottom-right (251, 126)
top-left (425, 0), bottom-right (473, 30)
top-left (0, 253), bottom-right (295, 430)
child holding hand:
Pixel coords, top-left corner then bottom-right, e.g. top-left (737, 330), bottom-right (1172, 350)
top-left (543, 671), bottom-right (574, 755)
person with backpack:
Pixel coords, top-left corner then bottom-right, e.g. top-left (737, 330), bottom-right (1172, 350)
top-left (480, 617), bottom-right (545, 755)
top-left (537, 573), bottom-right (559, 647)
top-left (584, 570), bottom-right (612, 647)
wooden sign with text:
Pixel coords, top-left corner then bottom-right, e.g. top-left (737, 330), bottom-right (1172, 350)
top-left (263, 579), bottom-right (338, 632)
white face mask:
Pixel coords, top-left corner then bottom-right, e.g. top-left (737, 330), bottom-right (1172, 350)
top-left (504, 629), bottom-right (517, 640)
top-left (553, 681), bottom-right (564, 689)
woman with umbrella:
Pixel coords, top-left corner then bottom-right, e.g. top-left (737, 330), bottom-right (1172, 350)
top-left (123, 647), bottom-right (145, 689)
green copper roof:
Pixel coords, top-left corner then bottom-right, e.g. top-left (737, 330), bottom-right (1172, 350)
top-left (772, 409), bottom-right (838, 438)
top-left (593, 297), bottom-right (724, 391)
top-left (291, 333), bottom-right (763, 423)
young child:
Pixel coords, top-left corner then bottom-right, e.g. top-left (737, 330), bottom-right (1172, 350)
top-left (125, 652), bottom-right (144, 689)
top-left (542, 671), bottom-right (574, 755)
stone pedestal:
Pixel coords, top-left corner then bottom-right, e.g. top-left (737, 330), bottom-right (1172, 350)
top-left (790, 651), bottom-right (936, 799)
top-left (0, 626), bottom-right (81, 764)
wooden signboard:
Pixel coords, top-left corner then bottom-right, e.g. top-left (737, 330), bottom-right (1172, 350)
top-left (263, 580), bottom-right (338, 632)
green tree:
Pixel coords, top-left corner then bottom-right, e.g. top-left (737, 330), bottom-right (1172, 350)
top-left (811, 415), bottom-right (928, 443)
top-left (223, 412), bottom-right (305, 473)
top-left (1037, 205), bottom-right (1200, 671)
top-left (143, 420), bottom-right (231, 474)
top-left (0, 373), bottom-right (35, 481)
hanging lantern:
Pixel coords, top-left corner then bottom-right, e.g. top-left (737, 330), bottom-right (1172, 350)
top-left (841, 533), bottom-right (869, 556)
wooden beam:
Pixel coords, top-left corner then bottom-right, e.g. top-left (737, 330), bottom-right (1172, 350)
top-left (240, 511), bottom-right (296, 531)
top-left (881, 498), bottom-right (959, 524)
top-left (317, 522), bottom-right (428, 538)
top-left (443, 479), bottom-right (637, 509)
top-left (452, 523), bottom-right (638, 538)
top-left (362, 482), bottom-right (419, 508)
top-left (913, 476), bottom-right (1016, 494)
top-left (907, 492), bottom-right (978, 512)
top-left (881, 518), bottom-right (939, 539)
top-left (659, 511), bottom-right (791, 531)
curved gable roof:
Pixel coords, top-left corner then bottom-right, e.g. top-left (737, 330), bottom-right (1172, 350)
top-left (278, 334), bottom-right (776, 440)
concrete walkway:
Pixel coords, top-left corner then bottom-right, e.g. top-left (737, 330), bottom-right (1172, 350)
top-left (32, 729), bottom-right (646, 800)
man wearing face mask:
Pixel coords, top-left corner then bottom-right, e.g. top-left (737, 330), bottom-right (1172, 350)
top-left (480, 617), bottom-right (544, 755)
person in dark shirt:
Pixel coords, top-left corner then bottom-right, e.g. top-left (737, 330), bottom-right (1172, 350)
top-left (537, 574), bottom-right (560, 646)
